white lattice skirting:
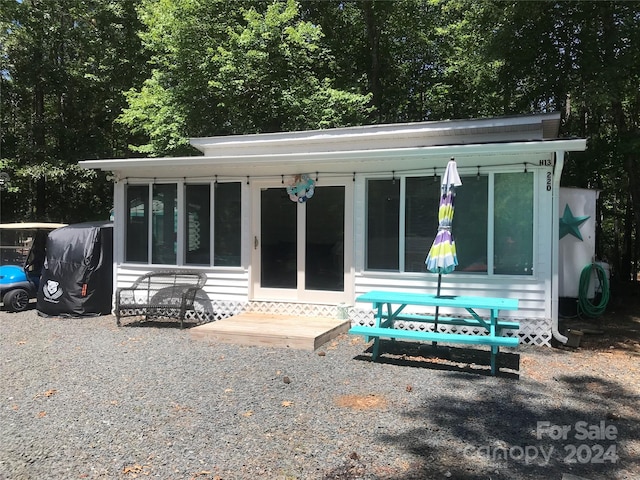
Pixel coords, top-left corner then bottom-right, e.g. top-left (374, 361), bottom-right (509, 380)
top-left (187, 299), bottom-right (347, 322)
top-left (189, 299), bottom-right (551, 347)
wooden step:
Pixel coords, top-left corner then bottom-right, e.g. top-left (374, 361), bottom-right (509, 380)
top-left (189, 312), bottom-right (350, 351)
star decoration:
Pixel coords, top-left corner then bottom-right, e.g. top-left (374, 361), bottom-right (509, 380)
top-left (559, 204), bottom-right (589, 240)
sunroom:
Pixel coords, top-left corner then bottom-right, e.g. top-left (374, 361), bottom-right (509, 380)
top-left (80, 112), bottom-right (586, 345)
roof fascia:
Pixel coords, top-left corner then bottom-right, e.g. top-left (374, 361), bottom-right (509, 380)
top-left (80, 138), bottom-right (585, 173)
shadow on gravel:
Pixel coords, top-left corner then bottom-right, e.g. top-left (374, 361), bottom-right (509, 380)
top-left (375, 370), bottom-right (639, 480)
top-left (558, 280), bottom-right (640, 354)
top-left (120, 319), bottom-right (199, 329)
top-left (559, 312), bottom-right (640, 354)
top-left (353, 339), bottom-right (520, 379)
top-left (1, 301), bottom-right (37, 313)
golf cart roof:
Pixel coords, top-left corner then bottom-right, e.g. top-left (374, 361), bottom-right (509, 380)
top-left (0, 223), bottom-right (67, 230)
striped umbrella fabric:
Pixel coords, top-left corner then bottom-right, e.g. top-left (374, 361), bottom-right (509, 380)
top-left (425, 158), bottom-right (462, 275)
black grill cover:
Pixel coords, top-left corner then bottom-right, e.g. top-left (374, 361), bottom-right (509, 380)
top-left (37, 221), bottom-right (113, 317)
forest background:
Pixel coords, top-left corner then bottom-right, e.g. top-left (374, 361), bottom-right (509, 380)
top-left (1, 0), bottom-right (639, 282)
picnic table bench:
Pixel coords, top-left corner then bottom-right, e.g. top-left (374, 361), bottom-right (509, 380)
top-left (349, 290), bottom-right (519, 375)
top-left (115, 270), bottom-right (208, 328)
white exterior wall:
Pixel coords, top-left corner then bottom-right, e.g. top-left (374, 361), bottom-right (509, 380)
top-left (558, 187), bottom-right (599, 298)
top-left (111, 155), bottom-right (557, 344)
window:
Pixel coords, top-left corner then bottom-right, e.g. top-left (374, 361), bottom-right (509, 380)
top-left (214, 182), bottom-right (241, 266)
top-left (455, 175), bottom-right (488, 273)
top-left (152, 184), bottom-right (177, 264)
top-left (125, 185), bottom-right (148, 263)
top-left (124, 182), bottom-right (242, 266)
top-left (494, 172), bottom-right (533, 274)
top-left (366, 179), bottom-right (400, 270)
top-left (185, 184), bottom-right (211, 265)
top-left (405, 177), bottom-right (440, 272)
top-left (365, 172), bottom-right (534, 276)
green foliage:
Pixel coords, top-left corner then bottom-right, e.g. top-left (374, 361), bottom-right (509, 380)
top-left (119, 71), bottom-right (192, 155)
top-left (0, 0), bottom-right (147, 222)
top-left (2, 0), bottom-right (640, 275)
top-left (119, 0), bottom-right (372, 155)
top-left (206, 0), bottom-right (372, 133)
top-left (428, 0), bottom-right (640, 278)
top-left (0, 158), bottom-right (111, 223)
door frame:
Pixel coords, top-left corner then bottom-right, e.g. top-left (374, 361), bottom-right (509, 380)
top-left (250, 177), bottom-right (353, 304)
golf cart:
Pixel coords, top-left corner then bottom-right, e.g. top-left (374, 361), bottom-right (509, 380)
top-left (0, 223), bottom-right (66, 312)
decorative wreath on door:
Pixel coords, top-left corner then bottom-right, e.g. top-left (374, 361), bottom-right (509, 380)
top-left (286, 174), bottom-right (315, 203)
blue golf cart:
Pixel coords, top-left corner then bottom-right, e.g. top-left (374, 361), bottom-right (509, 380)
top-left (0, 223), bottom-right (66, 312)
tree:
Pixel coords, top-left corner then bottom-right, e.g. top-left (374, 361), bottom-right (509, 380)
top-left (0, 0), bottom-right (147, 222)
top-left (301, 0), bottom-right (455, 123)
top-left (3, 0), bottom-right (639, 280)
top-left (497, 1), bottom-right (640, 280)
top-left (427, 0), bottom-right (640, 280)
top-left (119, 0), bottom-right (373, 156)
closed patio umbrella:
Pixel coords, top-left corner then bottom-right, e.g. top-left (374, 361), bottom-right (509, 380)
top-left (425, 157), bottom-right (462, 339)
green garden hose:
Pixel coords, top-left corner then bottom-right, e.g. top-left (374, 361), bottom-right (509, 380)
top-left (577, 263), bottom-right (610, 318)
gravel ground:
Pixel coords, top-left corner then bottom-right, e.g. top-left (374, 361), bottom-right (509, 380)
top-left (1, 308), bottom-right (638, 480)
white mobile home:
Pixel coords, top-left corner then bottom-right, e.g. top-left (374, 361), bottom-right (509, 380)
top-left (80, 112), bottom-right (586, 346)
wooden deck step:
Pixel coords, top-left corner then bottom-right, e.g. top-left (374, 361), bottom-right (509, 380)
top-left (189, 313), bottom-right (350, 351)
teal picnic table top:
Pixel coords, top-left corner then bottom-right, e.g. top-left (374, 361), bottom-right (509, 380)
top-left (355, 290), bottom-right (519, 311)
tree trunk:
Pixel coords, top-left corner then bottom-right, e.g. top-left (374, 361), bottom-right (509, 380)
top-left (33, 67), bottom-right (47, 220)
top-left (361, 1), bottom-right (382, 120)
top-left (625, 153), bottom-right (640, 281)
top-left (621, 191), bottom-right (633, 282)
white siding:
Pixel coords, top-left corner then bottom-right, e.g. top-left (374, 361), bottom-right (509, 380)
top-left (115, 265), bottom-right (250, 302)
top-left (535, 166), bottom-right (556, 320)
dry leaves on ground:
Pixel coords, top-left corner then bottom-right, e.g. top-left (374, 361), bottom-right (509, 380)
top-left (33, 389), bottom-right (57, 400)
top-left (334, 394), bottom-right (388, 410)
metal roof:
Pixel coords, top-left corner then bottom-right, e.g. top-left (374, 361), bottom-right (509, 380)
top-left (79, 112), bottom-right (584, 179)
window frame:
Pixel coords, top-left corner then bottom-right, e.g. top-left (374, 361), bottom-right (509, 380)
top-left (123, 181), bottom-right (242, 268)
top-left (364, 168), bottom-right (537, 277)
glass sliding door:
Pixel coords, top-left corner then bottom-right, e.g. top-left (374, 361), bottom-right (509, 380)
top-left (254, 181), bottom-right (350, 302)
top-left (260, 187), bottom-right (297, 289)
top-left (305, 186), bottom-right (345, 291)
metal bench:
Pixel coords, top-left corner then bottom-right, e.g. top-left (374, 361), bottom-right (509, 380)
top-left (115, 270), bottom-right (208, 328)
top-left (350, 290), bottom-right (520, 375)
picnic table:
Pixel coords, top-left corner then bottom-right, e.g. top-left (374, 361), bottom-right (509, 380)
top-left (349, 290), bottom-right (520, 375)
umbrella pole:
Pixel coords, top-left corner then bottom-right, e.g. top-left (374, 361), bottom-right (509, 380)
top-left (433, 274), bottom-right (442, 346)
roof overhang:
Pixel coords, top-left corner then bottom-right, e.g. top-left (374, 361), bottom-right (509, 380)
top-left (0, 223), bottom-right (68, 230)
top-left (79, 138), bottom-right (587, 180)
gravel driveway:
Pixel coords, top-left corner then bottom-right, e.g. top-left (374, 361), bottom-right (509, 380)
top-left (1, 309), bottom-right (638, 480)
